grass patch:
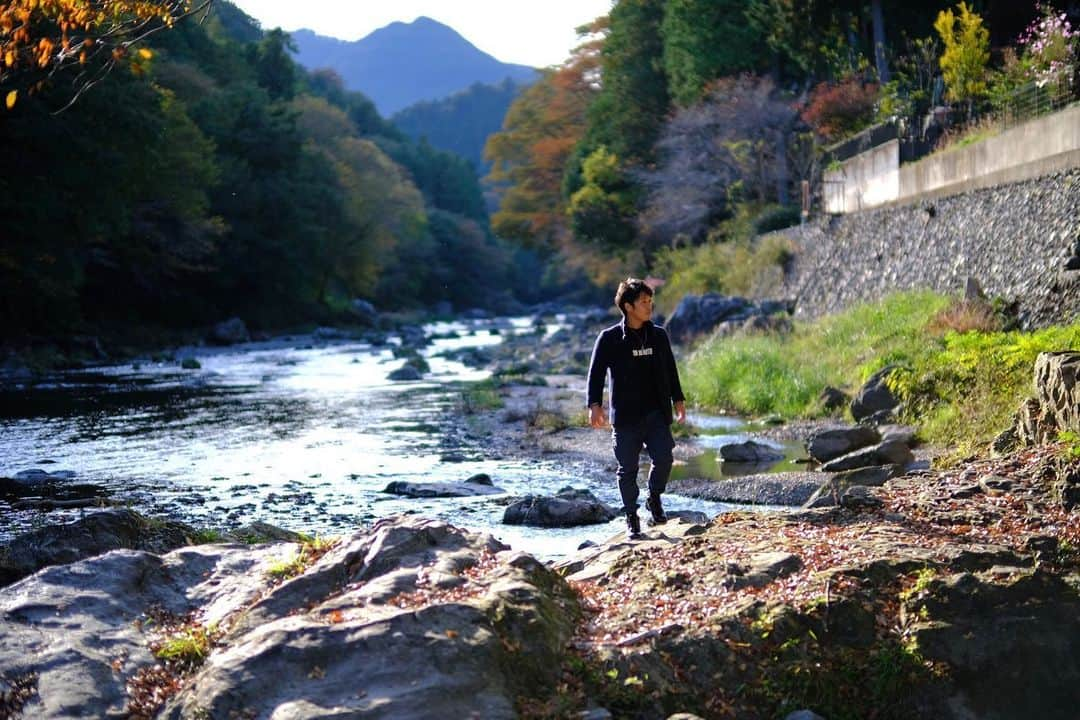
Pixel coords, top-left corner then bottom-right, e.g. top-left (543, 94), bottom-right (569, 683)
top-left (461, 379), bottom-right (504, 413)
top-left (266, 535), bottom-right (338, 581)
top-left (651, 209), bottom-right (794, 315)
top-left (153, 624), bottom-right (217, 672)
top-left (683, 291), bottom-right (1080, 450)
top-left (684, 291), bottom-right (949, 418)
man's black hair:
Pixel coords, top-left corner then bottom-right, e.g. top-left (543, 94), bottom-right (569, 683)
top-left (615, 278), bottom-right (653, 317)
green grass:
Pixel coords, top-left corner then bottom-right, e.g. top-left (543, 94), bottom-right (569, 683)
top-left (683, 291), bottom-right (949, 418)
top-left (461, 379), bottom-right (504, 413)
top-left (682, 290), bottom-right (1080, 452)
top-left (153, 624), bottom-right (217, 671)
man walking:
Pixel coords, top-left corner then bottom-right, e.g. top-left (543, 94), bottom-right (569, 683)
top-left (587, 278), bottom-right (686, 539)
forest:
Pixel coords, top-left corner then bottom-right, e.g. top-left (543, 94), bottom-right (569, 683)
top-left (0, 1), bottom-right (538, 341)
top-left (485, 0), bottom-right (1072, 303)
top-left (0, 0), bottom-right (1072, 342)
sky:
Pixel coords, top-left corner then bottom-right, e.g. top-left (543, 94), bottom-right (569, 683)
top-left (229, 1), bottom-right (614, 68)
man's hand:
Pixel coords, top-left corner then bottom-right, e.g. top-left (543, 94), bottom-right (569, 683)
top-left (674, 401), bottom-right (687, 424)
top-left (589, 404), bottom-right (609, 429)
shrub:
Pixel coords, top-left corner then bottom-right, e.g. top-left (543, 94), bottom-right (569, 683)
top-left (800, 78), bottom-right (880, 141)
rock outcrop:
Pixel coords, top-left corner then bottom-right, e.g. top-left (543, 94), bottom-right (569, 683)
top-left (0, 516), bottom-right (579, 719)
top-left (665, 293), bottom-right (792, 345)
top-left (503, 487), bottom-right (618, 527)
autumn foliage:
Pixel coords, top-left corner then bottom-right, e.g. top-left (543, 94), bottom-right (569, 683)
top-left (800, 77), bottom-right (881, 142)
top-left (0, 0), bottom-right (207, 107)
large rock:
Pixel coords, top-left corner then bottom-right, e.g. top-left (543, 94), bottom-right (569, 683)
top-left (503, 487), bottom-right (617, 527)
top-left (806, 425), bottom-right (881, 463)
top-left (850, 364), bottom-right (901, 421)
top-left (349, 298), bottom-right (378, 326)
top-left (0, 517), bottom-right (580, 720)
top-left (719, 440), bottom-right (785, 463)
top-left (0, 508), bottom-right (194, 587)
top-left (209, 317), bottom-right (249, 345)
top-left (666, 293), bottom-right (786, 344)
top-left (383, 474), bottom-right (504, 498)
top-left (1008, 351), bottom-right (1080, 449)
top-left (820, 439), bottom-right (914, 472)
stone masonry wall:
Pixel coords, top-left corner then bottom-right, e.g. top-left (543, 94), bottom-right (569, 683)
top-left (769, 167), bottom-right (1080, 328)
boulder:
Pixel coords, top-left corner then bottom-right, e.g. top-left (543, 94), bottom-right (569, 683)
top-left (210, 317), bottom-right (249, 345)
top-left (806, 425), bottom-right (881, 463)
top-left (0, 508), bottom-right (195, 587)
top-left (719, 440), bottom-right (785, 463)
top-left (665, 294), bottom-right (753, 344)
top-left (388, 365), bottom-right (423, 381)
top-left (349, 298), bottom-right (378, 326)
top-left (0, 517), bottom-right (580, 720)
top-left (818, 385), bottom-right (850, 412)
top-left (820, 439), bottom-right (914, 472)
top-left (850, 365), bottom-right (901, 421)
top-left (382, 476), bottom-right (504, 498)
top-left (503, 488), bottom-right (617, 527)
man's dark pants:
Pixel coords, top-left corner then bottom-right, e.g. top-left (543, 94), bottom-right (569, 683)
top-left (612, 409), bottom-right (674, 514)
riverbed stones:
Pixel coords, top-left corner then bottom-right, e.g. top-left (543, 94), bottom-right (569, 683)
top-left (503, 487), bottom-right (617, 527)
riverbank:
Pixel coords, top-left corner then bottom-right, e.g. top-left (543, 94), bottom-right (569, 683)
top-left (4, 310), bottom-right (1080, 718)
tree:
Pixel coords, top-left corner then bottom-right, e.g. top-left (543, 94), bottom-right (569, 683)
top-left (484, 24), bottom-right (601, 251)
top-left (934, 1), bottom-right (990, 116)
top-left (0, 0), bottom-right (212, 109)
top-left (661, 0), bottom-right (764, 106)
top-left (254, 28), bottom-right (297, 101)
top-left (638, 75), bottom-right (797, 247)
top-left (584, 0), bottom-right (669, 165)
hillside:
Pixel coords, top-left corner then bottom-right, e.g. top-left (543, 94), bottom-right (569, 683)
top-left (290, 17), bottom-right (538, 116)
top-left (392, 79), bottom-right (525, 173)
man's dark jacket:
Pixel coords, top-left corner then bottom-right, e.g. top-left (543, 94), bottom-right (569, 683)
top-left (587, 319), bottom-right (685, 427)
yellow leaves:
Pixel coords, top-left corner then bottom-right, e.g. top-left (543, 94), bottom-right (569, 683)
top-left (5, 89), bottom-right (16, 109)
top-left (4, 51), bottom-right (14, 67)
top-left (138, 47), bottom-right (152, 59)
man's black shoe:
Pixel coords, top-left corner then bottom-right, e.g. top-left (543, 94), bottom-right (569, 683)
top-left (626, 512), bottom-right (643, 538)
top-left (645, 495), bottom-right (668, 525)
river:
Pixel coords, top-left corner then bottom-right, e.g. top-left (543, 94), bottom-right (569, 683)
top-left (0, 317), bottom-right (796, 561)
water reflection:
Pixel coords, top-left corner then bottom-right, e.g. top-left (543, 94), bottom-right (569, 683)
top-left (0, 322), bottom-right (755, 560)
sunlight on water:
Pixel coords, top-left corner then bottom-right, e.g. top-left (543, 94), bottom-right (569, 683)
top-left (0, 319), bottom-right (743, 561)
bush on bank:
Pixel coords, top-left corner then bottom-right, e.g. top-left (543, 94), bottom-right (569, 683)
top-left (681, 290), bottom-right (1080, 452)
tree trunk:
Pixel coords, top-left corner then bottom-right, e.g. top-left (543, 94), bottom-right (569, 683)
top-left (871, 0), bottom-right (890, 83)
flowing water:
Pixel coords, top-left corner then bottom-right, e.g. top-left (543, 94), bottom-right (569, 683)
top-left (0, 318), bottom-right (800, 561)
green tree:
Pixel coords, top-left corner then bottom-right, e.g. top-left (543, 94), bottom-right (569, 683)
top-left (567, 146), bottom-right (637, 248)
top-left (934, 1), bottom-right (990, 116)
top-left (254, 28), bottom-right (299, 101)
top-left (662, 0), bottom-right (764, 106)
top-left (585, 0), bottom-right (669, 165)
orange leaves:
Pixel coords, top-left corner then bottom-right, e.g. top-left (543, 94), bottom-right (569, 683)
top-left (5, 89), bottom-right (15, 108)
top-left (0, 0), bottom-right (201, 109)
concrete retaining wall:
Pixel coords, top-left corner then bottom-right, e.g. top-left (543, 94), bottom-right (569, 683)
top-left (824, 140), bottom-right (900, 213)
top-left (826, 104), bottom-right (1080, 212)
top-left (769, 167), bottom-right (1080, 329)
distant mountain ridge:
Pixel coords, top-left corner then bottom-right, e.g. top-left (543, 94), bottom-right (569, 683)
top-left (290, 17), bottom-right (538, 116)
top-left (392, 79), bottom-right (525, 174)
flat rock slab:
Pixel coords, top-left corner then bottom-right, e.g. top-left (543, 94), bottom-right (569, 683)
top-left (0, 516), bottom-right (579, 720)
top-left (671, 472), bottom-right (828, 506)
top-left (382, 479), bottom-right (504, 498)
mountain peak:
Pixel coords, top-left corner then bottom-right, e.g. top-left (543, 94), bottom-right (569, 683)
top-left (290, 20), bottom-right (537, 116)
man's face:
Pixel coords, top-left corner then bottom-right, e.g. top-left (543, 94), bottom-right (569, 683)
top-left (624, 292), bottom-right (653, 325)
